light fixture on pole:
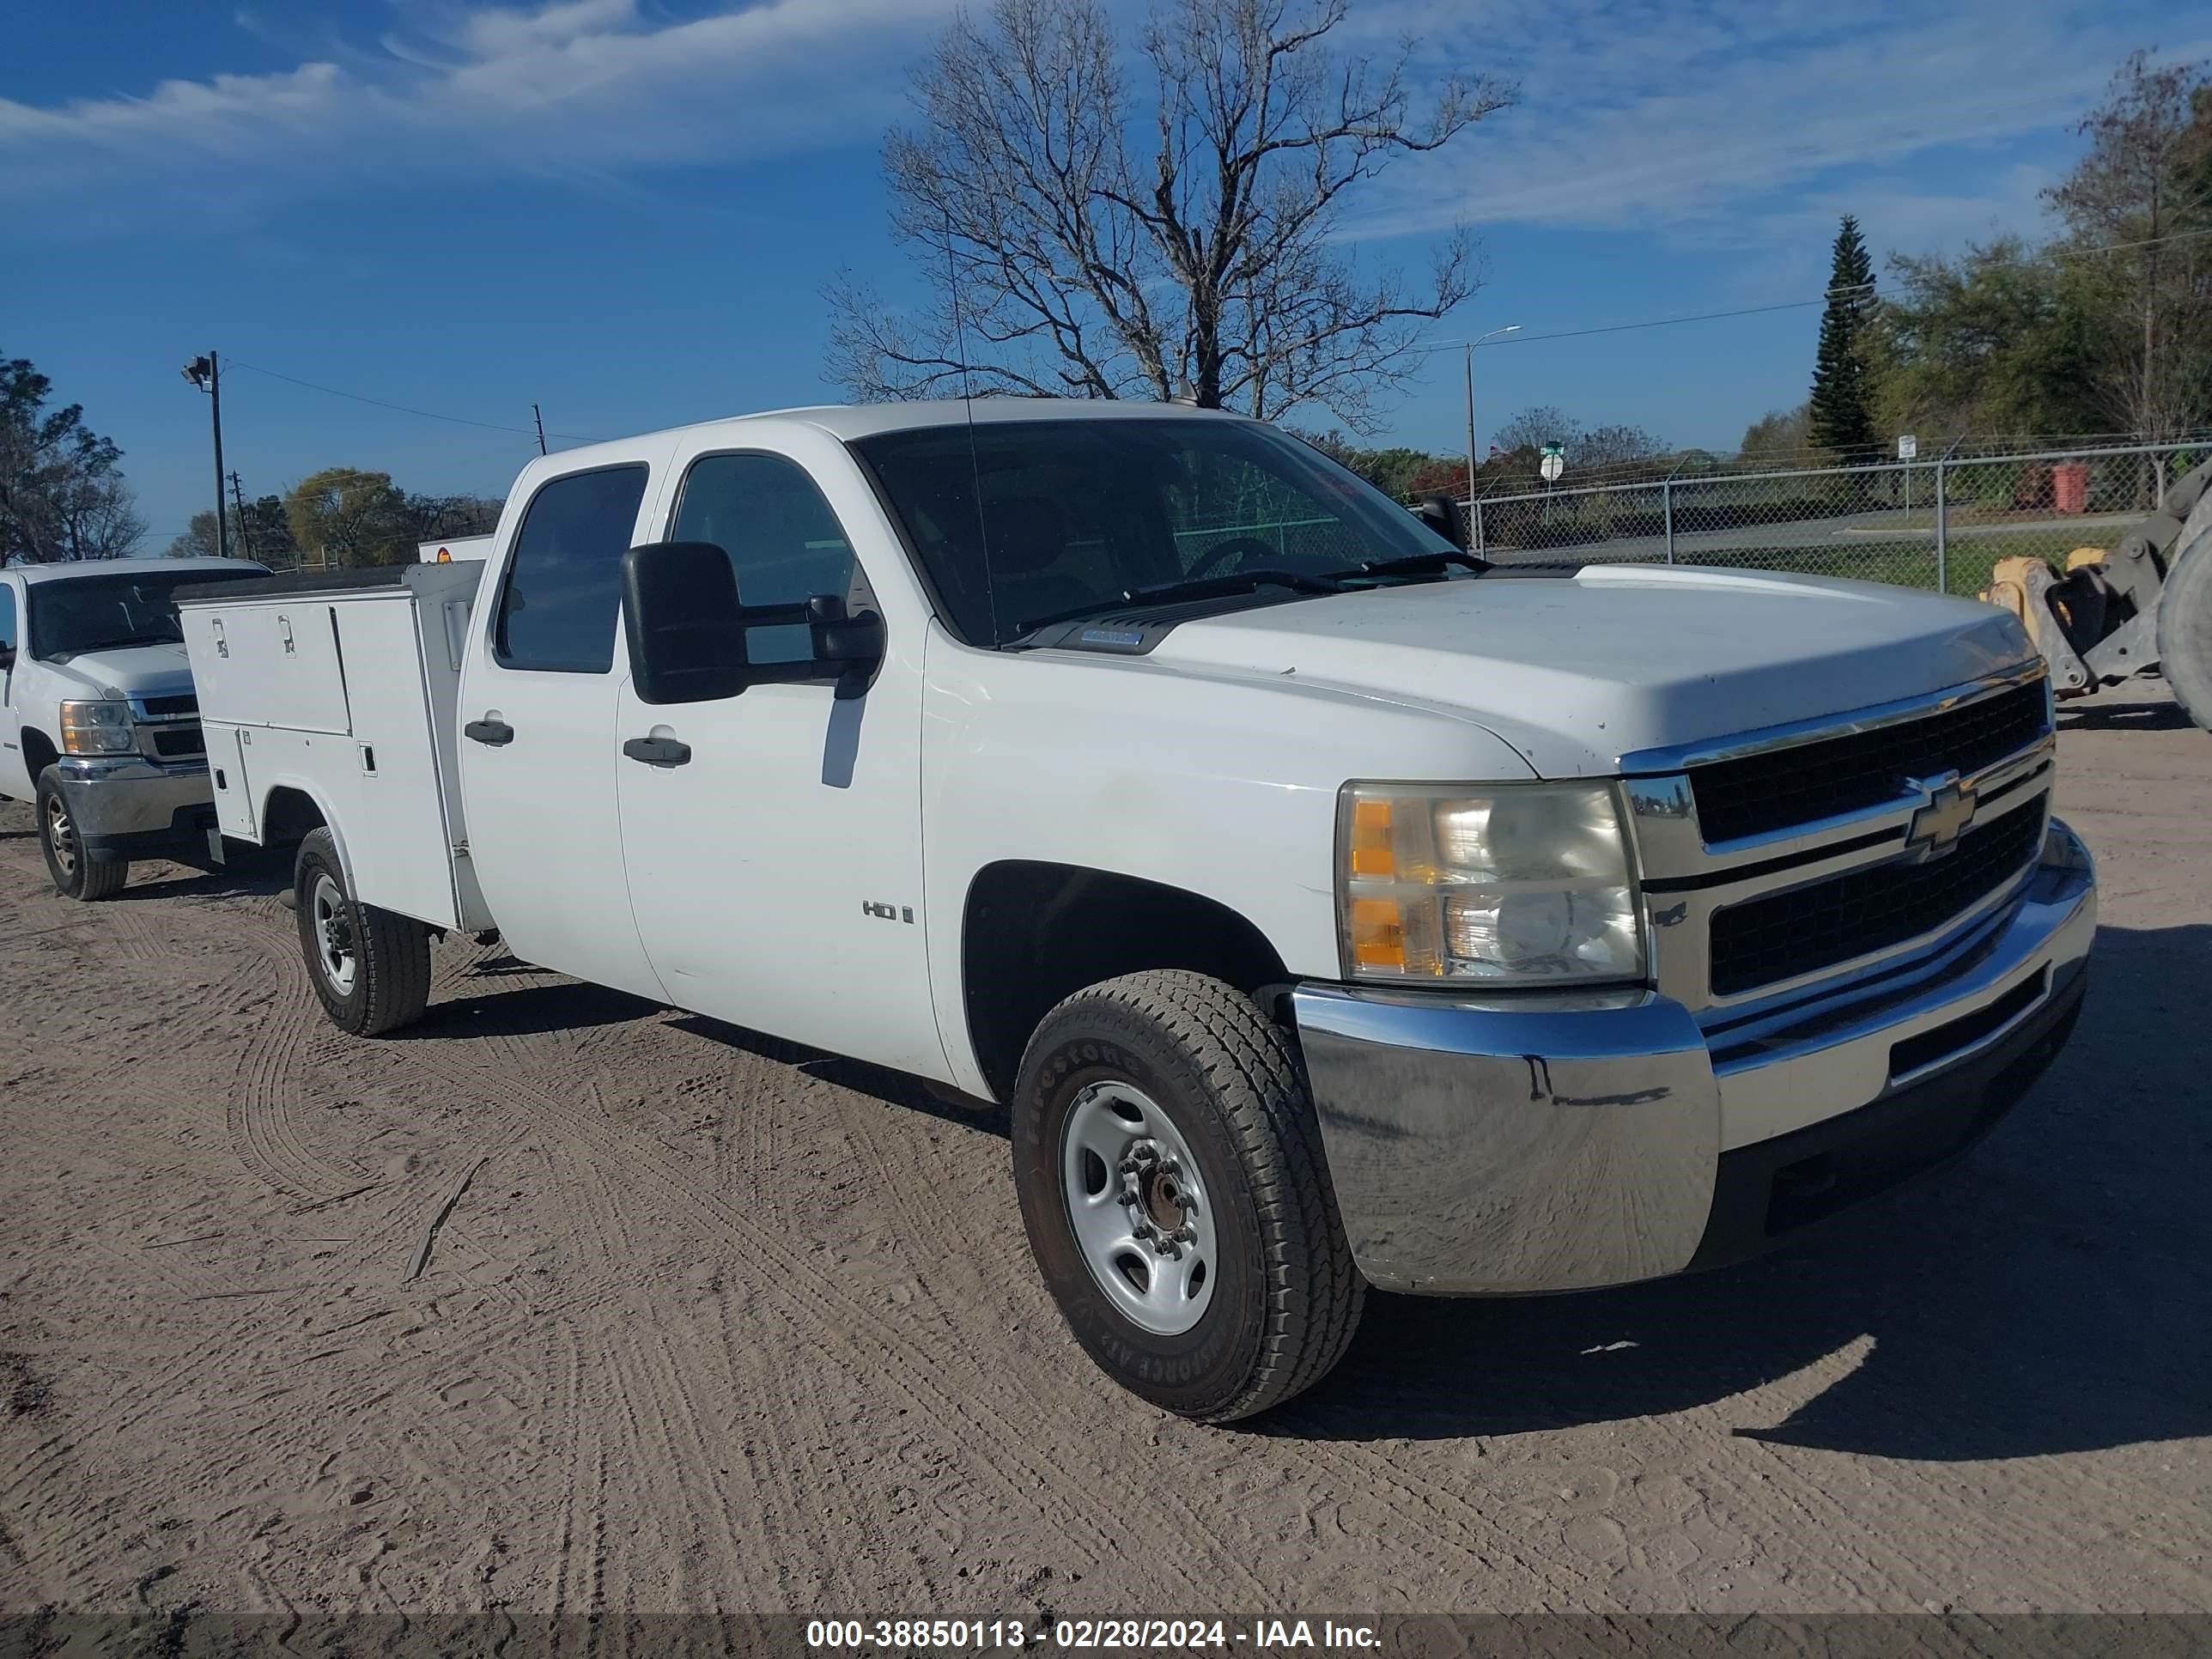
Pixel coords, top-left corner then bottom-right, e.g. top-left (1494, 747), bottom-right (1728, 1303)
top-left (1463, 325), bottom-right (1521, 518)
top-left (180, 352), bottom-right (228, 558)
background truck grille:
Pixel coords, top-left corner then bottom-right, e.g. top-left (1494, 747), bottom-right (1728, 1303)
top-left (150, 725), bottom-right (205, 759)
top-left (1709, 803), bottom-right (2046, 996)
top-left (1689, 681), bottom-right (2050, 843)
top-left (138, 693), bottom-right (198, 719)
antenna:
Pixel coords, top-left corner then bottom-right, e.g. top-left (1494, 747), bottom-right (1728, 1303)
top-left (945, 232), bottom-right (1000, 646)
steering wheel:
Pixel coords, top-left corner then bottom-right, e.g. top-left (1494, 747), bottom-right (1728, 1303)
top-left (1182, 535), bottom-right (1285, 582)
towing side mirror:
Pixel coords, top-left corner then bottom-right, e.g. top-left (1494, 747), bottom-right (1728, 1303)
top-left (623, 542), bottom-right (887, 706)
top-left (0, 643), bottom-right (14, 672)
top-left (1416, 492), bottom-right (1468, 550)
top-left (623, 541), bottom-right (750, 706)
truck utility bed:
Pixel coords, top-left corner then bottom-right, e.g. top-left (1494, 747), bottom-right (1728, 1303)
top-left (176, 562), bottom-right (491, 932)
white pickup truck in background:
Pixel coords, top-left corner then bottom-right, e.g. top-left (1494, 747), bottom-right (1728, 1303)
top-left (2, 556), bottom-right (268, 898)
top-left (175, 400), bottom-right (2096, 1421)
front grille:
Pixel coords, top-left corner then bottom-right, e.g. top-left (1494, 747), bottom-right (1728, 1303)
top-left (1709, 802), bottom-right (2045, 996)
top-left (151, 724), bottom-right (205, 758)
top-left (139, 693), bottom-right (198, 718)
top-left (1690, 681), bottom-right (2049, 843)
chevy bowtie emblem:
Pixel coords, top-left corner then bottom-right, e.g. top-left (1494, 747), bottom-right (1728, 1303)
top-left (1905, 773), bottom-right (1976, 860)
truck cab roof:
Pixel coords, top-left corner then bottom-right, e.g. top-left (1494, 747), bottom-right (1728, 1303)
top-left (10, 557), bottom-right (260, 585)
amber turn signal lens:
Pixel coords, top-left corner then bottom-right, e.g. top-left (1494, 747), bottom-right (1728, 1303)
top-left (1349, 799), bottom-right (1395, 876)
top-left (1348, 897), bottom-right (1406, 968)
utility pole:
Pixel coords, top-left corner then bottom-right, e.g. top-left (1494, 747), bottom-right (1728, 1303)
top-left (228, 471), bottom-right (252, 560)
top-left (532, 404), bottom-right (548, 456)
top-left (180, 351), bottom-right (229, 557)
top-left (1462, 325), bottom-right (1522, 538)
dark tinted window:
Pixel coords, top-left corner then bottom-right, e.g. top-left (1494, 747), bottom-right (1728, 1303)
top-left (670, 453), bottom-right (868, 665)
top-left (495, 465), bottom-right (649, 672)
top-left (850, 417), bottom-right (1455, 646)
top-left (25, 566), bottom-right (264, 659)
top-left (0, 585), bottom-right (15, 654)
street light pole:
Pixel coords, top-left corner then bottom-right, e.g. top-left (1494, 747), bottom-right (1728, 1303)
top-left (181, 351), bottom-right (229, 558)
top-left (1462, 325), bottom-right (1522, 526)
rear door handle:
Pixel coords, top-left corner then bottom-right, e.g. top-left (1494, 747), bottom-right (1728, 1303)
top-left (622, 736), bottom-right (692, 768)
top-left (465, 718), bottom-right (514, 746)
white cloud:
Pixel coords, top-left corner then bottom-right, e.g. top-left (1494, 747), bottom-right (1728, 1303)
top-left (1353, 0), bottom-right (2212, 241)
top-left (0, 0), bottom-right (959, 220)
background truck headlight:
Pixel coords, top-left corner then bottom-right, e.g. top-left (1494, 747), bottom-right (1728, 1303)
top-left (1337, 781), bottom-right (1645, 984)
top-left (58, 700), bottom-right (138, 757)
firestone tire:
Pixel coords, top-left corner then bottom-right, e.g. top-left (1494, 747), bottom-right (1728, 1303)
top-left (2157, 526), bottom-right (2212, 733)
top-left (295, 827), bottom-right (432, 1036)
top-left (1011, 969), bottom-right (1365, 1423)
top-left (35, 769), bottom-right (128, 901)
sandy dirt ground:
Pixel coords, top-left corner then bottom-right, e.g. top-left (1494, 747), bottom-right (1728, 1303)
top-left (1, 684), bottom-right (2205, 1623)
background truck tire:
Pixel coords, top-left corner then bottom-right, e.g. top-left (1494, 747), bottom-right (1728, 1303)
top-left (35, 769), bottom-right (127, 901)
top-left (2156, 526), bottom-right (2212, 733)
top-left (1011, 969), bottom-right (1364, 1423)
top-left (295, 827), bottom-right (432, 1036)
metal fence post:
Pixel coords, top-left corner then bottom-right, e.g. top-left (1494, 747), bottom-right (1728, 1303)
top-left (1662, 477), bottom-right (1674, 565)
top-left (1934, 456), bottom-right (1948, 595)
top-left (1473, 497), bottom-right (1485, 556)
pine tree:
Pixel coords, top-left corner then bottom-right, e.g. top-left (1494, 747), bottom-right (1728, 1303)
top-left (1808, 215), bottom-right (1879, 458)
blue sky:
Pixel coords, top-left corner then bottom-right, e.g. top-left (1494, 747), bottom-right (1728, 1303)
top-left (6, 0), bottom-right (2205, 546)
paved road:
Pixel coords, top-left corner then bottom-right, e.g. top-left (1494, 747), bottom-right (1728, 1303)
top-left (1, 685), bottom-right (2205, 1624)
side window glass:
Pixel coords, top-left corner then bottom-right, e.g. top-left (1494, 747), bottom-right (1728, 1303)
top-left (0, 586), bottom-right (15, 654)
top-left (670, 453), bottom-right (866, 665)
top-left (494, 465), bottom-right (650, 672)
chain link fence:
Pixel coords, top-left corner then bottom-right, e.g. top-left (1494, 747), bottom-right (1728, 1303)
top-left (1467, 439), bottom-right (2212, 598)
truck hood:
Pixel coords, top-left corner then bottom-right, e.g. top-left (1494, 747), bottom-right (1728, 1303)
top-left (1144, 566), bottom-right (2034, 778)
top-left (37, 641), bottom-right (198, 703)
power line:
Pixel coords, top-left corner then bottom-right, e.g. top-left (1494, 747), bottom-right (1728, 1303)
top-left (222, 358), bottom-right (599, 443)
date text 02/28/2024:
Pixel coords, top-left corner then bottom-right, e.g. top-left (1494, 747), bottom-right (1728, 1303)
top-left (804, 1619), bottom-right (1381, 1650)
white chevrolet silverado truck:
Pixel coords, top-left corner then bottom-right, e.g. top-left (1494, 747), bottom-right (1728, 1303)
top-left (174, 401), bottom-right (2095, 1421)
top-left (1, 556), bottom-right (267, 898)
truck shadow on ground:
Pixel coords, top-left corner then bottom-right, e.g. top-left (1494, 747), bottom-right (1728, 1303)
top-left (2057, 696), bottom-right (2194, 732)
top-left (1271, 922), bottom-right (2209, 1462)
top-left (113, 850), bottom-right (292, 902)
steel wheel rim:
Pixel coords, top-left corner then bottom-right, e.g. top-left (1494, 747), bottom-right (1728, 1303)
top-left (1060, 1080), bottom-right (1218, 1336)
top-left (310, 872), bottom-right (358, 996)
top-left (44, 794), bottom-right (77, 877)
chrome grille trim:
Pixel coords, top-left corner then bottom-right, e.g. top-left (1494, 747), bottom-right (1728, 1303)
top-left (1626, 665), bottom-right (2057, 1013)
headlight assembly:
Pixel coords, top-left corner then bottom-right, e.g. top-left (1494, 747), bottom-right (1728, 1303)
top-left (1338, 781), bottom-right (1645, 985)
top-left (58, 699), bottom-right (138, 757)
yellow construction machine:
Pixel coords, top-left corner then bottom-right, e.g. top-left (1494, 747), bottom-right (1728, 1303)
top-left (1980, 455), bottom-right (2212, 731)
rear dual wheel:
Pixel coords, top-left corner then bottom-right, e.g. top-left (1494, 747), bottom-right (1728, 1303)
top-left (1012, 970), bottom-right (1364, 1423)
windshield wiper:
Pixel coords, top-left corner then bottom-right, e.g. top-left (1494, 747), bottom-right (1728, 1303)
top-left (1011, 568), bottom-right (1346, 640)
top-left (57, 634), bottom-right (175, 655)
top-left (1322, 549), bottom-right (1490, 581)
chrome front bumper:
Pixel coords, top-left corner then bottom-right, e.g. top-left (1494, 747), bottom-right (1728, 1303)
top-left (51, 755), bottom-right (216, 854)
top-left (1291, 817), bottom-right (2097, 1295)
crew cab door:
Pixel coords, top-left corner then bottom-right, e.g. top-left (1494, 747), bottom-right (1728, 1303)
top-left (612, 437), bottom-right (944, 1076)
top-left (458, 455), bottom-right (668, 1000)
top-left (0, 578), bottom-right (27, 800)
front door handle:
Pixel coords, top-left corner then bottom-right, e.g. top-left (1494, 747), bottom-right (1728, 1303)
top-left (465, 718), bottom-right (514, 746)
top-left (623, 736), bottom-right (692, 768)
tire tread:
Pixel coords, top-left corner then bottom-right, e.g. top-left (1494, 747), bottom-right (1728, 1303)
top-left (1031, 969), bottom-right (1364, 1422)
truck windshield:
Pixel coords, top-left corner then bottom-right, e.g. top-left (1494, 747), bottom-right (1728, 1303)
top-left (848, 417), bottom-right (1464, 647)
top-left (27, 567), bottom-right (266, 660)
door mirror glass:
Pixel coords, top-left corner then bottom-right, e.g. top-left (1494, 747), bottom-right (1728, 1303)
top-left (622, 541), bottom-right (751, 705)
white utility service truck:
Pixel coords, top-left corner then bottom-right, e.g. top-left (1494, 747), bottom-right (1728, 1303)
top-left (176, 400), bottom-right (2096, 1421)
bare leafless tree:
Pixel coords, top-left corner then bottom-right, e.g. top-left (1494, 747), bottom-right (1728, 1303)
top-left (2044, 51), bottom-right (2212, 444)
top-left (826, 0), bottom-right (1511, 434)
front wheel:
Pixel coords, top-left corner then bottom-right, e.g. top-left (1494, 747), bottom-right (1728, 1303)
top-left (1011, 970), bottom-right (1364, 1423)
top-left (295, 827), bottom-right (431, 1035)
top-left (35, 770), bottom-right (127, 901)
